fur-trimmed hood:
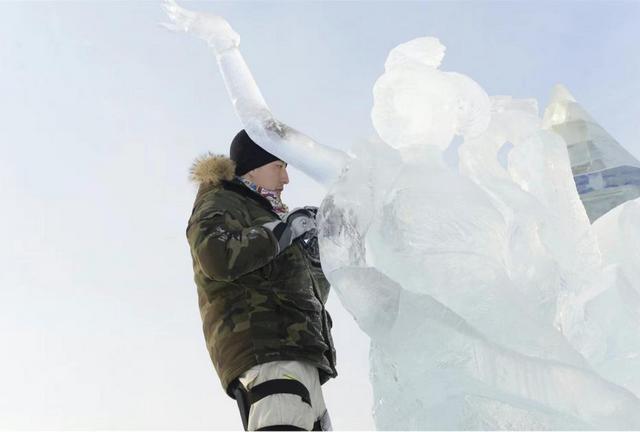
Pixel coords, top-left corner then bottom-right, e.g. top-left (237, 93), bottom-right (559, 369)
top-left (190, 153), bottom-right (236, 187)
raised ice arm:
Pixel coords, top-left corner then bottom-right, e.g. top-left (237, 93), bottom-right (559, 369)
top-left (162, 0), bottom-right (349, 187)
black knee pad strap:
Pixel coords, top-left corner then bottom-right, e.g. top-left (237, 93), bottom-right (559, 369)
top-left (249, 378), bottom-right (312, 407)
top-left (257, 425), bottom-right (306, 431)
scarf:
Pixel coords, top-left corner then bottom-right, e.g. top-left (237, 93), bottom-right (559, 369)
top-left (238, 176), bottom-right (289, 218)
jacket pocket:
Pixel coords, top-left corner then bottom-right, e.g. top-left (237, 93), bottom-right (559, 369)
top-left (270, 291), bottom-right (327, 352)
top-left (270, 289), bottom-right (323, 313)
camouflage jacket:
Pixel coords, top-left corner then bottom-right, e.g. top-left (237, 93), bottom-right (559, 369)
top-left (186, 154), bottom-right (337, 395)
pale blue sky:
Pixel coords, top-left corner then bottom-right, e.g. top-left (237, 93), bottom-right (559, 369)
top-left (1, 1), bottom-right (638, 429)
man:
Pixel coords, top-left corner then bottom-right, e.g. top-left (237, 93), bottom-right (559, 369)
top-left (186, 130), bottom-right (337, 431)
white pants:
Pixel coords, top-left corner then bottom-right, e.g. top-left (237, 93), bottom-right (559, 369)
top-left (238, 360), bottom-right (332, 431)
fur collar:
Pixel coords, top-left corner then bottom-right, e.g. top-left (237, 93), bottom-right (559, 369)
top-left (189, 152), bottom-right (278, 214)
top-left (190, 153), bottom-right (236, 186)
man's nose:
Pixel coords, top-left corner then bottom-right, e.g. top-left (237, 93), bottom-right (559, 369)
top-left (282, 168), bottom-right (289, 184)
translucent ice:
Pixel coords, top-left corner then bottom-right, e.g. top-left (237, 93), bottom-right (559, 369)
top-left (372, 37), bottom-right (491, 153)
top-left (318, 57), bottom-right (640, 426)
top-left (543, 84), bottom-right (640, 222)
top-left (162, 0), bottom-right (348, 186)
top-left (165, 3), bottom-right (640, 429)
top-left (587, 198), bottom-right (640, 395)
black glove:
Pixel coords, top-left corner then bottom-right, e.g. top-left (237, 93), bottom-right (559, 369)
top-left (300, 206), bottom-right (318, 217)
top-left (291, 206), bottom-right (319, 243)
top-left (285, 207), bottom-right (317, 237)
top-left (263, 207), bottom-right (317, 254)
top-left (288, 207), bottom-right (321, 264)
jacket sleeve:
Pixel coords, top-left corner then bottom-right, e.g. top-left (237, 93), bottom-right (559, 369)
top-left (187, 206), bottom-right (279, 282)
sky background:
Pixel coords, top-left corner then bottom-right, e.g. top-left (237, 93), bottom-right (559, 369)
top-left (1, 0), bottom-right (639, 429)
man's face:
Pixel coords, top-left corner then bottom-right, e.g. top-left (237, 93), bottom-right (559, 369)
top-left (245, 160), bottom-right (289, 196)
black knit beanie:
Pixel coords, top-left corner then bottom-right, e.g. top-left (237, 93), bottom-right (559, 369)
top-left (230, 129), bottom-right (281, 176)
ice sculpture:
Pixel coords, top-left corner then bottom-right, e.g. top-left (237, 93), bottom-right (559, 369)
top-left (587, 198), bottom-right (640, 395)
top-left (543, 85), bottom-right (640, 222)
top-left (163, 1), bottom-right (640, 428)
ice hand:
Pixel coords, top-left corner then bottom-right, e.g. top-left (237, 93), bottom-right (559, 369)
top-left (161, 0), bottom-right (240, 52)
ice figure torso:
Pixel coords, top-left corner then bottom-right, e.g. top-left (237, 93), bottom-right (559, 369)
top-left (321, 140), bottom-right (634, 430)
top-left (364, 152), bottom-right (571, 361)
top-left (317, 38), bottom-right (640, 429)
